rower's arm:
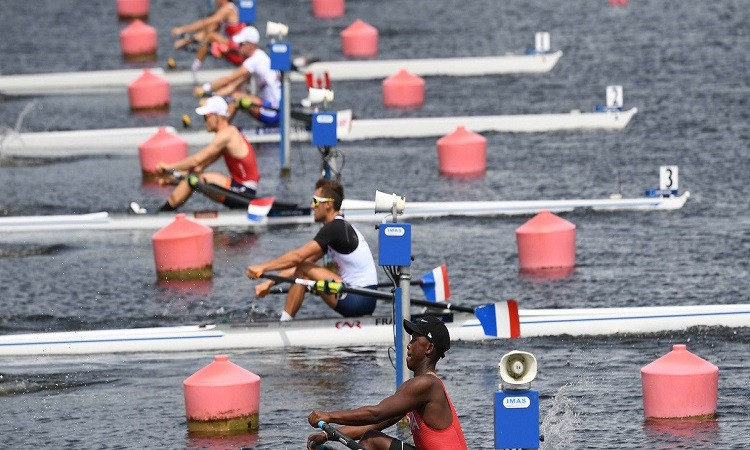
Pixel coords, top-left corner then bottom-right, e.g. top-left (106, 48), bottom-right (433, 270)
top-left (160, 129), bottom-right (229, 172)
top-left (254, 241), bottom-right (324, 274)
top-left (205, 66), bottom-right (249, 94)
top-left (173, 4), bottom-right (233, 35)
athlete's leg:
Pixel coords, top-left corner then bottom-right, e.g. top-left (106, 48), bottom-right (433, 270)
top-left (283, 261), bottom-right (340, 317)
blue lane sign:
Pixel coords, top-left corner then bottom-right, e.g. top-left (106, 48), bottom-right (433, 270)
top-left (239, 0), bottom-right (256, 24)
top-left (269, 42), bottom-right (291, 71)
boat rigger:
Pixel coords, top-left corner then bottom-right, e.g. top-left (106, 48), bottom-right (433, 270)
top-left (0, 108), bottom-right (636, 158)
top-left (0, 52), bottom-right (563, 96)
top-left (0, 191), bottom-right (689, 233)
top-left (0, 303), bottom-right (746, 357)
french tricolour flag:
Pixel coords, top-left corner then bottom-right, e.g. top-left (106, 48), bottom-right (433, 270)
top-left (247, 197), bottom-right (275, 222)
top-left (419, 264), bottom-right (450, 302)
top-left (475, 300), bottom-right (520, 338)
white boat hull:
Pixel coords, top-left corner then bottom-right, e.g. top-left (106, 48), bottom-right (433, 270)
top-left (0, 52), bottom-right (562, 96)
top-left (0, 304), bottom-right (747, 356)
top-left (1, 108), bottom-right (637, 158)
top-left (0, 192), bottom-right (690, 233)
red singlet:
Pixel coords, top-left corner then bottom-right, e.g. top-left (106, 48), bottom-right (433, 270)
top-left (223, 138), bottom-right (259, 189)
top-left (407, 377), bottom-right (468, 450)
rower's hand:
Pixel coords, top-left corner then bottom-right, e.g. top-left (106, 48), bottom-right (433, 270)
top-left (254, 280), bottom-right (273, 298)
top-left (170, 27), bottom-right (181, 38)
top-left (307, 431), bottom-right (327, 449)
top-left (246, 265), bottom-right (263, 280)
top-left (308, 410), bottom-right (331, 429)
top-left (155, 162), bottom-right (168, 175)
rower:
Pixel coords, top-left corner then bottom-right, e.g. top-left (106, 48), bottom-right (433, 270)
top-left (193, 25), bottom-right (281, 126)
top-left (171, 0), bottom-right (246, 71)
top-left (129, 96), bottom-right (260, 214)
top-left (246, 178), bottom-right (379, 322)
top-left (306, 317), bottom-right (468, 450)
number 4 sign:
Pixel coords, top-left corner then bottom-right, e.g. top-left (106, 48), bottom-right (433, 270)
top-left (660, 166), bottom-right (678, 191)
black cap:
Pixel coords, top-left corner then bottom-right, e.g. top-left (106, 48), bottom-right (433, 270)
top-left (403, 316), bottom-right (450, 358)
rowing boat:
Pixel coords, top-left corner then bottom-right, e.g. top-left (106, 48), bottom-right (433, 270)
top-left (0, 108), bottom-right (637, 158)
top-left (1, 303), bottom-right (746, 356)
top-left (0, 192), bottom-right (690, 233)
top-left (0, 52), bottom-right (563, 96)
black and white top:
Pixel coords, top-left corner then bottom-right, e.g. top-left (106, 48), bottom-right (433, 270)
top-left (313, 216), bottom-right (378, 288)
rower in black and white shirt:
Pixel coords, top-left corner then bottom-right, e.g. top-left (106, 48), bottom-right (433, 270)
top-left (247, 178), bottom-right (378, 321)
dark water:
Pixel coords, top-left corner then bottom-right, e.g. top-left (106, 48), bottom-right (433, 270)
top-left (1, 0), bottom-right (750, 448)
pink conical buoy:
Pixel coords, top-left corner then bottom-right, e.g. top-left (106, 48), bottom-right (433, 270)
top-left (120, 19), bottom-right (157, 61)
top-left (138, 128), bottom-right (188, 178)
top-left (184, 355), bottom-right (261, 434)
top-left (312, 0), bottom-right (345, 18)
top-left (641, 344), bottom-right (719, 420)
top-left (516, 210), bottom-right (576, 271)
top-left (128, 69), bottom-right (170, 112)
top-left (152, 214), bottom-right (213, 280)
top-left (341, 19), bottom-right (378, 58)
top-left (383, 69), bottom-right (425, 108)
top-left (436, 126), bottom-right (486, 177)
top-left (117, 0), bottom-right (149, 21)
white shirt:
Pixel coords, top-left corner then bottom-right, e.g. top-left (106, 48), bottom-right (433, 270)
top-left (241, 49), bottom-right (281, 109)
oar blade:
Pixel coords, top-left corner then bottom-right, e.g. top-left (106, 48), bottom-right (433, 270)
top-left (475, 300), bottom-right (521, 338)
top-left (419, 264), bottom-right (450, 302)
top-left (247, 196), bottom-right (275, 221)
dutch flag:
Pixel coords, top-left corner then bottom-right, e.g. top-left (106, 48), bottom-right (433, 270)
top-left (247, 197), bottom-right (275, 222)
top-left (419, 264), bottom-right (450, 302)
top-left (475, 300), bottom-right (521, 338)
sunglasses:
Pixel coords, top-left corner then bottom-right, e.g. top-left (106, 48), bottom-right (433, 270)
top-left (311, 195), bottom-right (334, 207)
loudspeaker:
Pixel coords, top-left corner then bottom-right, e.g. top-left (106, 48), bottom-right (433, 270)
top-left (499, 351), bottom-right (537, 387)
top-left (306, 88), bottom-right (334, 105)
top-left (374, 191), bottom-right (406, 214)
top-left (266, 21), bottom-right (289, 38)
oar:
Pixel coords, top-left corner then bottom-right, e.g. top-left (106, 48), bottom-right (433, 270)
top-left (258, 273), bottom-right (521, 338)
top-left (170, 171), bottom-right (303, 213)
top-left (268, 265), bottom-right (449, 302)
top-left (317, 421), bottom-right (365, 450)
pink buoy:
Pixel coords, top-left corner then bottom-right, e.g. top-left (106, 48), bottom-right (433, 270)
top-left (119, 19), bottom-right (157, 61)
top-left (383, 69), bottom-right (425, 108)
top-left (436, 126), bottom-right (486, 177)
top-left (341, 19), bottom-right (378, 58)
top-left (152, 214), bottom-right (213, 280)
top-left (117, 0), bottom-right (149, 21)
top-left (641, 344), bottom-right (719, 420)
top-left (312, 0), bottom-right (345, 18)
top-left (128, 69), bottom-right (170, 112)
top-left (138, 127), bottom-right (188, 178)
top-left (184, 355), bottom-right (261, 434)
top-left (516, 210), bottom-right (576, 271)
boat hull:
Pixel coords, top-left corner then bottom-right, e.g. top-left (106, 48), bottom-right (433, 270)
top-left (0, 304), bottom-right (747, 356)
top-left (0, 52), bottom-right (563, 96)
top-left (0, 193), bottom-right (690, 233)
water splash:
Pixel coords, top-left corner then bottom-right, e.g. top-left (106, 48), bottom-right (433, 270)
top-left (0, 99), bottom-right (41, 157)
top-left (540, 382), bottom-right (583, 448)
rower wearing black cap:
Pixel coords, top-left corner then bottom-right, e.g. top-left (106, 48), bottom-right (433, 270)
top-left (306, 316), bottom-right (468, 450)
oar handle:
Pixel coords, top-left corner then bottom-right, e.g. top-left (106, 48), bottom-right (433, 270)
top-left (261, 274), bottom-right (393, 301)
top-left (318, 421), bottom-right (365, 450)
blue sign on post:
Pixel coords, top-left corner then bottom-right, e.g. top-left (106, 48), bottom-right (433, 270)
top-left (269, 42), bottom-right (291, 72)
top-left (312, 112), bottom-right (338, 147)
top-left (238, 0), bottom-right (256, 24)
top-left (494, 390), bottom-right (540, 449)
top-left (378, 223), bottom-right (412, 267)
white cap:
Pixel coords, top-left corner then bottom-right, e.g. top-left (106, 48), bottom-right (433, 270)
top-left (195, 96), bottom-right (229, 117)
top-left (232, 26), bottom-right (260, 45)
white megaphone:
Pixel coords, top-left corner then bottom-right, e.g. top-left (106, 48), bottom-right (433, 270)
top-left (266, 21), bottom-right (289, 39)
top-left (499, 350), bottom-right (537, 389)
top-left (374, 190), bottom-right (406, 216)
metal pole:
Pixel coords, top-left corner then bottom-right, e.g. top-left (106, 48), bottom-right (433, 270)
top-left (280, 71), bottom-right (291, 178)
top-left (397, 266), bottom-right (411, 387)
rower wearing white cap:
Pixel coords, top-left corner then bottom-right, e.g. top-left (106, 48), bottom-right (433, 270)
top-left (130, 96), bottom-right (260, 214)
top-left (193, 26), bottom-right (282, 126)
